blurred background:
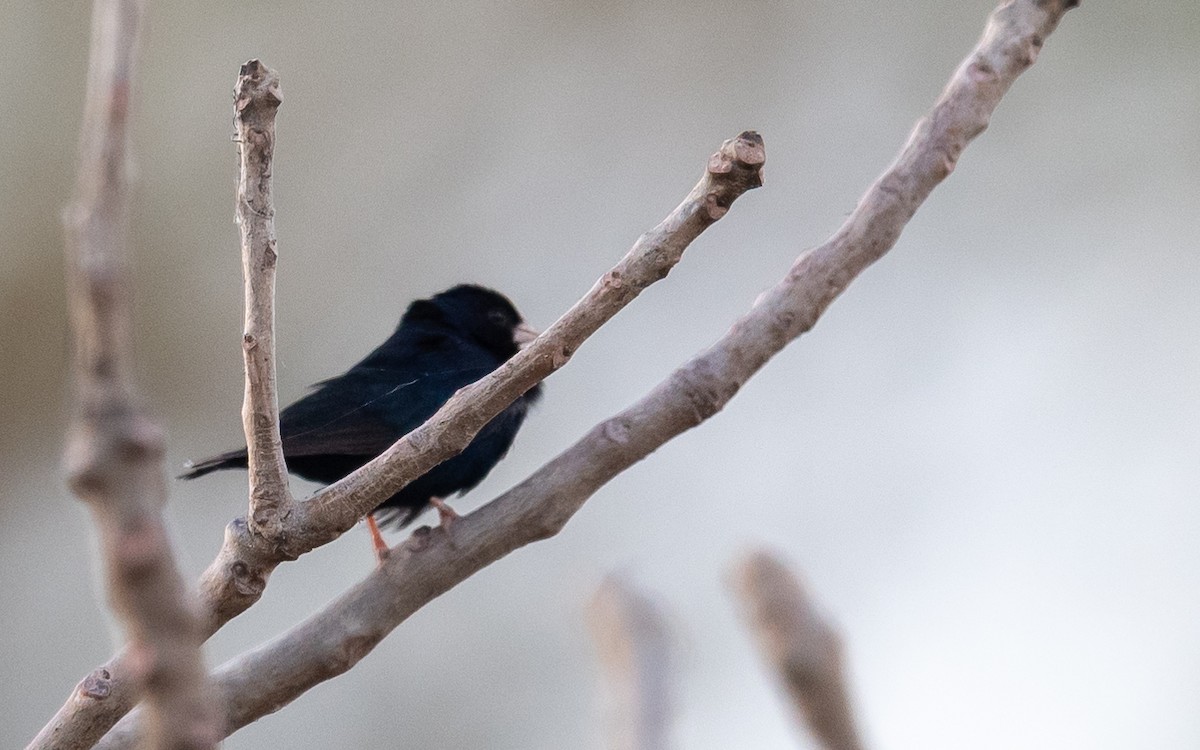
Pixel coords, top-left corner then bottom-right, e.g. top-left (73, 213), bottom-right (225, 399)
top-left (2, 1), bottom-right (1197, 747)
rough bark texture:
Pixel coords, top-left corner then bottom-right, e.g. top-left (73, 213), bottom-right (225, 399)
top-left (233, 59), bottom-right (294, 542)
top-left (28, 1), bottom-right (220, 749)
top-left (732, 551), bottom-right (863, 750)
top-left (590, 578), bottom-right (676, 750)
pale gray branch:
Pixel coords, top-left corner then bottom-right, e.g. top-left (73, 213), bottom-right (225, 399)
top-left (136, 0), bottom-right (1075, 739)
top-left (589, 578), bottom-right (676, 750)
top-left (96, 1), bottom-right (1076, 743)
top-left (28, 1), bottom-right (220, 749)
top-left (56, 0), bottom-right (1078, 744)
top-left (233, 59), bottom-right (293, 541)
top-left (732, 551), bottom-right (862, 750)
top-left (72, 131), bottom-right (763, 747)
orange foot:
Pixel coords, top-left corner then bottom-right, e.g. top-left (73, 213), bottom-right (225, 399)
top-left (366, 514), bottom-right (389, 565)
top-left (429, 497), bottom-right (460, 530)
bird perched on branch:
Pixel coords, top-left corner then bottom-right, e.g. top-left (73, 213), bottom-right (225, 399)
top-left (181, 284), bottom-right (541, 560)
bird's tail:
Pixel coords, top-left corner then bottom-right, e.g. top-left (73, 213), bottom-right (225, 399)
top-left (177, 449), bottom-right (248, 480)
top-left (372, 504), bottom-right (421, 530)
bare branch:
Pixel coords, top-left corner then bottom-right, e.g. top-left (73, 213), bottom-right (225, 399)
top-left (233, 59), bottom-right (293, 541)
top-left (731, 551), bottom-right (862, 750)
top-left (589, 578), bottom-right (676, 750)
top-left (50, 0), bottom-right (1078, 743)
top-left (59, 130), bottom-right (764, 747)
top-left (28, 0), bottom-right (219, 749)
top-left (95, 3), bottom-right (1077, 741)
top-left (28, 656), bottom-right (128, 750)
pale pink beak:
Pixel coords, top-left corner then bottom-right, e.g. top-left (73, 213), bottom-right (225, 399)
top-left (514, 321), bottom-right (540, 348)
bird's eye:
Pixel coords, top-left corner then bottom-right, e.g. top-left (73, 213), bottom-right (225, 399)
top-left (487, 310), bottom-right (508, 325)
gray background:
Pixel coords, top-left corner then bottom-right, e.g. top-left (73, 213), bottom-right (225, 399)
top-left (2, 1), bottom-right (1197, 748)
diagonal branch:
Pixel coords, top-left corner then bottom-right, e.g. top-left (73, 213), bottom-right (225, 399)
top-left (233, 59), bottom-right (293, 540)
top-left (34, 0), bottom-right (220, 749)
top-left (731, 551), bottom-right (863, 750)
top-left (94, 2), bottom-right (1078, 742)
top-left (42, 130), bottom-right (765, 748)
top-left (289, 130), bottom-right (767, 545)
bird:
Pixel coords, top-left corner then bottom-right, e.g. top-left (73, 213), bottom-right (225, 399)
top-left (180, 284), bottom-right (541, 560)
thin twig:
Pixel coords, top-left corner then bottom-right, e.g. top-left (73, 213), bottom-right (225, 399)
top-left (589, 578), bottom-right (676, 750)
top-left (731, 551), bottom-right (862, 750)
top-left (31, 0), bottom-right (220, 749)
top-left (233, 59), bottom-right (293, 541)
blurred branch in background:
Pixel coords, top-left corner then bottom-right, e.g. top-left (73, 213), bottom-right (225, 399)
top-left (589, 577), bottom-right (677, 750)
top-left (35, 0), bottom-right (220, 749)
top-left (732, 551), bottom-right (864, 750)
top-left (586, 557), bottom-right (860, 750)
top-left (31, 0), bottom-right (1079, 746)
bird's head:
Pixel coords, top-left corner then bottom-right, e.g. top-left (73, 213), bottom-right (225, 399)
top-left (404, 284), bottom-right (539, 360)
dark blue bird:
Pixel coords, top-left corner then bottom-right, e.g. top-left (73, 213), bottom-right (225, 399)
top-left (181, 284), bottom-right (541, 555)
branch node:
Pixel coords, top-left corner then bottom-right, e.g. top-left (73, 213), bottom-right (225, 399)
top-left (79, 669), bottom-right (113, 701)
top-left (732, 130), bottom-right (766, 166)
top-left (229, 561), bottom-right (267, 597)
top-left (401, 525), bottom-right (434, 554)
top-left (552, 345), bottom-right (572, 368)
top-left (602, 418), bottom-right (632, 446)
top-left (699, 130), bottom-right (765, 221)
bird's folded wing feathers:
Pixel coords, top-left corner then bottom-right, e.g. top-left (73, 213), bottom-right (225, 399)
top-left (277, 365), bottom-right (492, 457)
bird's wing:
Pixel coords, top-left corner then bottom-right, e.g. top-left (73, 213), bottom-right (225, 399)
top-left (277, 363), bottom-right (493, 458)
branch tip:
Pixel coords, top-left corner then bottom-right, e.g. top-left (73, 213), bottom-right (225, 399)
top-left (234, 59), bottom-right (282, 112)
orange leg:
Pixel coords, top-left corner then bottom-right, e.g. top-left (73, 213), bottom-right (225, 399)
top-left (366, 514), bottom-right (389, 564)
top-left (429, 497), bottom-right (460, 530)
